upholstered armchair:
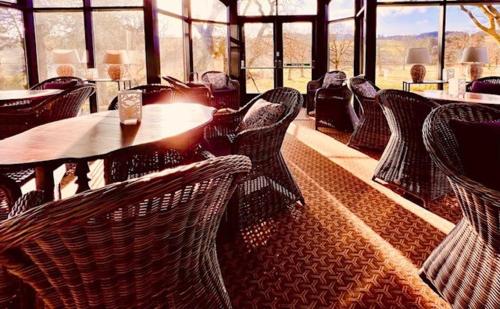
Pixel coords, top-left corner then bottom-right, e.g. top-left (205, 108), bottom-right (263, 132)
top-left (306, 70), bottom-right (347, 115)
top-left (315, 84), bottom-right (353, 132)
top-left (201, 71), bottom-right (240, 110)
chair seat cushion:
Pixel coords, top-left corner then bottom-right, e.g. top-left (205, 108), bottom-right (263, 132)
top-left (470, 81), bottom-right (500, 95)
top-left (322, 72), bottom-right (345, 88)
top-left (450, 119), bottom-right (500, 191)
top-left (206, 73), bottom-right (227, 90)
top-left (44, 80), bottom-right (78, 90)
top-left (237, 99), bottom-right (286, 132)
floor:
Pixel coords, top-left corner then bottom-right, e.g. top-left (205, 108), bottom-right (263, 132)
top-left (217, 111), bottom-right (459, 308)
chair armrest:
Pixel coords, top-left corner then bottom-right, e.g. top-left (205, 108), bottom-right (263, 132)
top-left (233, 121), bottom-right (287, 161)
top-left (8, 191), bottom-right (46, 218)
top-left (307, 79), bottom-right (322, 92)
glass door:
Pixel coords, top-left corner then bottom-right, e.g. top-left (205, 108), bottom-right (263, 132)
top-left (243, 23), bottom-right (275, 94)
top-left (282, 22), bottom-right (313, 93)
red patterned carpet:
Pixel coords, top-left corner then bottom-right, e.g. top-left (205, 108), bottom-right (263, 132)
top-left (218, 118), bottom-right (456, 308)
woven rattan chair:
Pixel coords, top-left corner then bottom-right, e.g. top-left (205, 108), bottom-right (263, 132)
top-left (373, 90), bottom-right (449, 204)
top-left (204, 87), bottom-right (304, 228)
top-left (201, 71), bottom-right (240, 110)
top-left (108, 84), bottom-right (174, 110)
top-left (0, 85), bottom-right (95, 208)
top-left (315, 84), bottom-right (353, 132)
top-left (466, 76), bottom-right (500, 92)
top-left (0, 155), bottom-right (251, 308)
top-left (420, 104), bottom-right (500, 308)
top-left (306, 70), bottom-right (347, 115)
top-left (348, 76), bottom-right (390, 150)
top-left (163, 75), bottom-right (212, 106)
top-left (30, 76), bottom-right (84, 90)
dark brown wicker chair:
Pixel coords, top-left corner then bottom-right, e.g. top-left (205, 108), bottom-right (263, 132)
top-left (315, 84), bottom-right (353, 132)
top-left (306, 70), bottom-right (347, 115)
top-left (30, 76), bottom-right (84, 90)
top-left (204, 87), bottom-right (304, 229)
top-left (420, 104), bottom-right (500, 308)
top-left (348, 76), bottom-right (390, 150)
top-left (373, 90), bottom-right (449, 204)
top-left (0, 155), bottom-right (251, 308)
top-left (163, 75), bottom-right (212, 106)
top-left (201, 71), bottom-right (240, 110)
top-left (466, 76), bottom-right (500, 92)
top-left (0, 85), bottom-right (95, 209)
top-left (108, 84), bottom-right (174, 110)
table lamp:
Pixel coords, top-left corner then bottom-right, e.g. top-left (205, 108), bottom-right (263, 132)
top-left (52, 49), bottom-right (80, 77)
top-left (406, 48), bottom-right (431, 83)
top-left (461, 47), bottom-right (488, 81)
top-left (103, 50), bottom-right (129, 80)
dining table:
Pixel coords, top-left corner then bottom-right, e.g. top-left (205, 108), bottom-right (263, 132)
top-left (0, 103), bottom-right (215, 201)
top-left (0, 89), bottom-right (63, 106)
top-left (415, 90), bottom-right (500, 107)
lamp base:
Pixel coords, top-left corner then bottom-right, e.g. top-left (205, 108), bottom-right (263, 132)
top-left (468, 63), bottom-right (483, 81)
top-left (108, 64), bottom-right (122, 80)
top-left (410, 64), bottom-right (426, 83)
top-left (56, 64), bottom-right (75, 77)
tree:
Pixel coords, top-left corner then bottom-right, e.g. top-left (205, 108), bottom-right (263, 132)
top-left (328, 24), bottom-right (354, 72)
top-left (460, 4), bottom-right (500, 45)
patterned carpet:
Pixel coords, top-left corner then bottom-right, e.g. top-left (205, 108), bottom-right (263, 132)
top-left (218, 117), bottom-right (457, 308)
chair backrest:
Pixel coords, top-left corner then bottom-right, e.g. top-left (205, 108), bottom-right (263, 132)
top-left (30, 76), bottom-right (84, 90)
top-left (376, 90), bottom-right (438, 139)
top-left (201, 71), bottom-right (229, 86)
top-left (349, 76), bottom-right (379, 100)
top-left (108, 84), bottom-right (174, 110)
top-left (0, 155), bottom-right (251, 308)
top-left (321, 70), bottom-right (347, 87)
top-left (253, 87), bottom-right (303, 125)
top-left (466, 76), bottom-right (500, 92)
top-left (38, 84), bottom-right (95, 122)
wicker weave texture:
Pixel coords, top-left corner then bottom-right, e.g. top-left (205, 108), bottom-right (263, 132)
top-left (466, 76), bottom-right (500, 92)
top-left (201, 71), bottom-right (241, 110)
top-left (108, 84), bottom-right (175, 110)
top-left (306, 71), bottom-right (347, 115)
top-left (315, 85), bottom-right (353, 132)
top-left (348, 76), bottom-right (390, 150)
top-left (374, 90), bottom-right (450, 203)
top-left (0, 155), bottom-right (251, 308)
top-left (30, 76), bottom-right (84, 90)
top-left (420, 104), bottom-right (500, 309)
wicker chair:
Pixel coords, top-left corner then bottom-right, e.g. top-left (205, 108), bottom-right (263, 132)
top-left (163, 75), bottom-right (212, 106)
top-left (0, 85), bottom-right (95, 209)
top-left (466, 76), bottom-right (500, 92)
top-left (306, 70), bottom-right (347, 115)
top-left (0, 155), bottom-right (251, 308)
top-left (348, 76), bottom-right (390, 150)
top-left (201, 71), bottom-right (240, 110)
top-left (30, 76), bottom-right (84, 90)
top-left (315, 84), bottom-right (353, 132)
top-left (373, 90), bottom-right (449, 204)
top-left (204, 87), bottom-right (304, 228)
top-left (108, 84), bottom-right (174, 110)
top-left (420, 104), bottom-right (500, 309)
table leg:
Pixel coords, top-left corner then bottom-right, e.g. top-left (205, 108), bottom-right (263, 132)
top-left (75, 161), bottom-right (91, 193)
top-left (35, 166), bottom-right (55, 201)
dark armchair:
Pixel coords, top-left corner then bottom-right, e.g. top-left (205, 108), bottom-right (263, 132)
top-left (201, 71), bottom-right (240, 110)
top-left (315, 85), bottom-right (353, 132)
top-left (30, 76), bottom-right (84, 90)
top-left (108, 84), bottom-right (174, 110)
top-left (204, 87), bottom-right (304, 229)
top-left (163, 75), bottom-right (212, 106)
top-left (306, 70), bottom-right (347, 115)
top-left (466, 76), bottom-right (500, 94)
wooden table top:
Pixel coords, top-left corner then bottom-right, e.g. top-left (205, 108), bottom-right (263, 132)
top-left (0, 89), bottom-right (63, 102)
top-left (416, 90), bottom-right (500, 106)
top-left (0, 103), bottom-right (215, 168)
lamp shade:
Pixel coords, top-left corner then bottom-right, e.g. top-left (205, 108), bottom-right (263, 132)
top-left (406, 48), bottom-right (431, 65)
top-left (52, 49), bottom-right (80, 64)
top-left (461, 47), bottom-right (488, 64)
top-left (103, 50), bottom-right (129, 65)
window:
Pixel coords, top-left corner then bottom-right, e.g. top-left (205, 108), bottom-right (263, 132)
top-left (283, 22), bottom-right (312, 93)
top-left (159, 14), bottom-right (186, 80)
top-left (191, 0), bottom-right (227, 22)
top-left (445, 5), bottom-right (500, 78)
top-left (192, 22), bottom-right (228, 74)
top-left (328, 20), bottom-right (355, 77)
top-left (329, 0), bottom-right (355, 20)
top-left (278, 0), bottom-right (316, 16)
top-left (34, 0), bottom-right (82, 7)
top-left (34, 12), bottom-right (86, 81)
top-left (244, 23), bottom-right (274, 93)
top-left (158, 0), bottom-right (183, 15)
top-left (376, 6), bottom-right (440, 89)
top-left (0, 8), bottom-right (27, 89)
top-left (238, 0), bottom-right (276, 16)
top-left (91, 0), bottom-right (142, 6)
top-left (238, 0), bottom-right (316, 16)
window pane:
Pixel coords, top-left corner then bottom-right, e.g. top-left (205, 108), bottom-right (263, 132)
top-left (445, 5), bottom-right (500, 78)
top-left (34, 12), bottom-right (86, 81)
top-left (34, 0), bottom-right (82, 7)
top-left (157, 0), bottom-right (183, 15)
top-left (93, 10), bottom-right (146, 110)
top-left (329, 0), bottom-right (355, 20)
top-left (192, 22), bottom-right (228, 74)
top-left (191, 0), bottom-right (227, 22)
top-left (278, 0), bottom-right (316, 15)
top-left (0, 8), bottom-right (27, 89)
top-left (244, 23), bottom-right (274, 93)
top-left (376, 6), bottom-right (440, 89)
top-left (159, 14), bottom-right (185, 80)
top-left (238, 0), bottom-right (276, 16)
top-left (283, 22), bottom-right (312, 93)
top-left (91, 0), bottom-right (142, 6)
top-left (328, 20), bottom-right (354, 77)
